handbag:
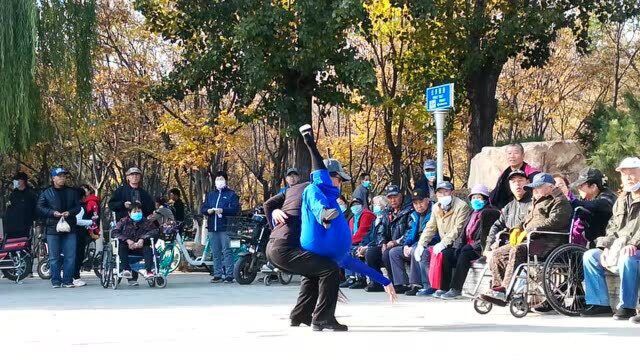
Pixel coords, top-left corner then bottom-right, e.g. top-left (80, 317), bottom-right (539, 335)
top-left (428, 247), bottom-right (444, 290)
top-left (56, 217), bottom-right (71, 233)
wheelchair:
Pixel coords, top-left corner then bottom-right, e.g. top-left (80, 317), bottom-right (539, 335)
top-left (472, 206), bottom-right (591, 318)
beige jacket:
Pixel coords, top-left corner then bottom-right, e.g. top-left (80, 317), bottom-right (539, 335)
top-left (596, 192), bottom-right (640, 249)
top-left (418, 196), bottom-right (471, 247)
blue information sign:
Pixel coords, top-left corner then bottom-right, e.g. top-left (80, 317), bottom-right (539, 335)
top-left (425, 83), bottom-right (454, 112)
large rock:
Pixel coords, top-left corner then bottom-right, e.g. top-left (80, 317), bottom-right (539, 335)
top-left (468, 140), bottom-right (586, 190)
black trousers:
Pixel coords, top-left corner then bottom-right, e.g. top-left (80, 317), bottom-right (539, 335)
top-left (266, 240), bottom-right (340, 325)
top-left (365, 245), bottom-right (392, 283)
top-left (74, 232), bottom-right (89, 279)
top-left (441, 245), bottom-right (480, 292)
top-left (118, 240), bottom-right (154, 276)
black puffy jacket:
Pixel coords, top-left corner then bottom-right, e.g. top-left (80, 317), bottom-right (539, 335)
top-left (36, 186), bottom-right (82, 235)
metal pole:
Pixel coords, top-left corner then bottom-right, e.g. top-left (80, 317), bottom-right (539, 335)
top-left (434, 110), bottom-right (446, 184)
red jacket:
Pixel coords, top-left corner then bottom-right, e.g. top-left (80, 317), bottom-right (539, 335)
top-left (348, 209), bottom-right (376, 245)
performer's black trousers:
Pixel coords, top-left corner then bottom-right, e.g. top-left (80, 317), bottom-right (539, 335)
top-left (266, 239), bottom-right (340, 325)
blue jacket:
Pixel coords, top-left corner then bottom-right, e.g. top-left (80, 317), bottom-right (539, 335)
top-left (200, 187), bottom-right (240, 232)
top-left (300, 170), bottom-right (390, 286)
top-left (403, 209), bottom-right (433, 247)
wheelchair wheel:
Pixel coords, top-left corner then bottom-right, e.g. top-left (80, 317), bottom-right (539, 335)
top-left (264, 275), bottom-right (272, 286)
top-left (278, 272), bottom-right (293, 285)
top-left (38, 259), bottom-right (51, 280)
top-left (473, 299), bottom-right (493, 315)
top-left (155, 275), bottom-right (167, 288)
top-left (510, 295), bottom-right (529, 318)
top-left (543, 244), bottom-right (587, 317)
top-left (147, 278), bottom-right (156, 287)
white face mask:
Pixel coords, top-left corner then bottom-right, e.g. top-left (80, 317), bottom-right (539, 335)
top-left (12, 180), bottom-right (20, 189)
top-left (624, 182), bottom-right (640, 193)
top-left (438, 195), bottom-right (452, 208)
top-left (215, 179), bottom-right (227, 190)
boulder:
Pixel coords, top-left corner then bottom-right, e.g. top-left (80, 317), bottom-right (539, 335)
top-left (468, 140), bottom-right (586, 190)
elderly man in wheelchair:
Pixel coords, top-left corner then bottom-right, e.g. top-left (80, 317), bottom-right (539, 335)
top-left (481, 173), bottom-right (572, 312)
top-left (112, 201), bottom-right (159, 285)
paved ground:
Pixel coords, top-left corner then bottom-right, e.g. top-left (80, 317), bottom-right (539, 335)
top-left (1, 273), bottom-right (639, 359)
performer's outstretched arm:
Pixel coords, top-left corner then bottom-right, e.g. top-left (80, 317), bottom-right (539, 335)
top-left (339, 255), bottom-right (391, 287)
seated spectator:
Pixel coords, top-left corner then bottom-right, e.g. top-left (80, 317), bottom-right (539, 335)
top-left (483, 173), bottom-right (571, 306)
top-left (112, 201), bottom-right (159, 284)
top-left (364, 196), bottom-right (391, 292)
top-left (365, 185), bottom-right (413, 292)
top-left (438, 184), bottom-right (500, 299)
top-left (580, 157), bottom-right (640, 322)
top-left (416, 181), bottom-right (472, 298)
top-left (489, 143), bottom-right (539, 209)
top-left (553, 173), bottom-right (574, 200)
top-left (352, 173), bottom-right (372, 209)
top-left (149, 196), bottom-right (175, 226)
top-left (569, 167), bottom-right (617, 245)
top-left (484, 170), bottom-right (533, 256)
top-left (340, 198), bottom-right (376, 289)
top-left (387, 189), bottom-right (436, 295)
top-left (337, 195), bottom-right (349, 215)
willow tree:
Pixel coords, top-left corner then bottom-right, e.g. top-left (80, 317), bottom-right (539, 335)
top-left (0, 0), bottom-right (41, 154)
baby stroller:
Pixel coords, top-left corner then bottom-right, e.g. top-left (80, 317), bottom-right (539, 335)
top-left (472, 207), bottom-right (591, 317)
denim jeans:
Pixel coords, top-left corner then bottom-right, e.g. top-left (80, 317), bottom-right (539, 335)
top-left (583, 248), bottom-right (640, 309)
top-left (209, 231), bottom-right (233, 277)
top-left (47, 233), bottom-right (77, 286)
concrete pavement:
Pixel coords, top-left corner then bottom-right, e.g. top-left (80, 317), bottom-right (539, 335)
top-left (1, 273), bottom-right (638, 359)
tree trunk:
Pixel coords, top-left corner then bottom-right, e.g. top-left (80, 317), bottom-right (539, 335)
top-left (382, 107), bottom-right (402, 185)
top-left (466, 67), bottom-right (502, 162)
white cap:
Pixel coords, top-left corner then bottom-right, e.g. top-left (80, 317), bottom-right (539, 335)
top-left (615, 157), bottom-right (640, 172)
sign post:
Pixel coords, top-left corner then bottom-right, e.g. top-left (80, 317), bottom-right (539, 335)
top-left (425, 83), bottom-right (454, 184)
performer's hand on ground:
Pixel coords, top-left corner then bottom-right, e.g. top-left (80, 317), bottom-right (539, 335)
top-left (272, 209), bottom-right (288, 225)
top-left (384, 284), bottom-right (398, 303)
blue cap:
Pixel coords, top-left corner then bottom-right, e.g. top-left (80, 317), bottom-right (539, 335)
top-left (435, 181), bottom-right (454, 191)
top-left (385, 184), bottom-right (401, 197)
top-left (423, 159), bottom-right (437, 171)
top-left (525, 173), bottom-right (555, 189)
top-left (50, 167), bottom-right (68, 177)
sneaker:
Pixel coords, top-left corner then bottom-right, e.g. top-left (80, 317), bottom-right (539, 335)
top-left (122, 270), bottom-right (133, 279)
top-left (405, 286), bottom-right (422, 296)
top-left (440, 289), bottom-right (462, 300)
top-left (52, 284), bottom-right (61, 289)
top-left (349, 279), bottom-right (367, 290)
top-left (72, 279), bottom-right (87, 287)
top-left (613, 308), bottom-right (636, 320)
top-left (210, 276), bottom-right (223, 283)
top-left (224, 277), bottom-right (234, 283)
top-left (394, 285), bottom-right (409, 294)
top-left (579, 305), bottom-right (613, 317)
top-left (432, 290), bottom-right (447, 298)
top-left (532, 302), bottom-right (555, 314)
top-left (339, 278), bottom-right (355, 288)
top-left (365, 283), bottom-right (384, 292)
top-left (62, 283), bottom-right (75, 288)
top-left (416, 288), bottom-right (437, 296)
top-left (128, 280), bottom-right (139, 287)
top-left (629, 314), bottom-right (640, 325)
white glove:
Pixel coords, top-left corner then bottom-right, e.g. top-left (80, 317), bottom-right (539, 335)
top-left (414, 244), bottom-right (425, 262)
top-left (433, 242), bottom-right (446, 255)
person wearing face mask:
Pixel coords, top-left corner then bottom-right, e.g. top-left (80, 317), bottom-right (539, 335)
top-left (416, 181), bottom-right (471, 298)
top-left (340, 198), bottom-right (376, 289)
top-left (489, 143), bottom-right (540, 209)
top-left (108, 167), bottom-right (155, 222)
top-left (352, 173), bottom-right (372, 209)
top-left (112, 201), bottom-right (159, 282)
top-left (4, 172), bottom-right (37, 239)
top-left (415, 159), bottom-right (450, 201)
top-left (387, 188), bottom-right (439, 296)
top-left (580, 157), bottom-right (640, 322)
top-left (336, 195), bottom-right (351, 218)
top-left (482, 173), bottom-right (571, 305)
top-left (437, 184), bottom-right (500, 299)
top-left (265, 124), bottom-right (395, 332)
top-left (200, 170), bottom-right (240, 283)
